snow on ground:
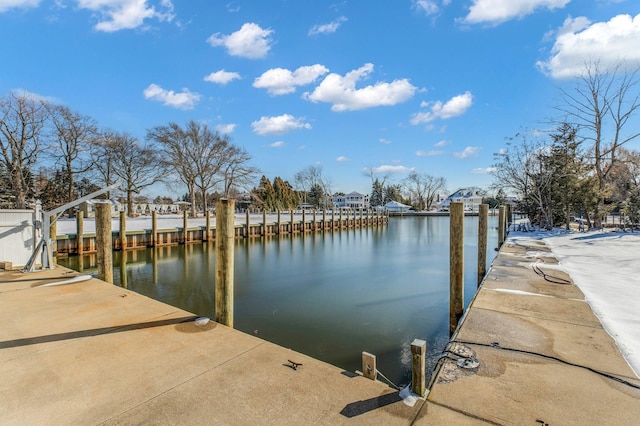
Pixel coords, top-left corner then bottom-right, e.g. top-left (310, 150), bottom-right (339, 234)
top-left (509, 228), bottom-right (640, 376)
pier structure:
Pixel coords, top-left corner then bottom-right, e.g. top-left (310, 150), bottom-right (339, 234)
top-left (53, 208), bottom-right (388, 255)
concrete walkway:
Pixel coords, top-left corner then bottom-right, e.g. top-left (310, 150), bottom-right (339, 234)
top-left (0, 268), bottom-right (423, 425)
top-left (415, 237), bottom-right (640, 424)
top-left (2, 236), bottom-right (639, 424)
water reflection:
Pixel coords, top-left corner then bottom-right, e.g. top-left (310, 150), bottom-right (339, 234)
top-left (60, 215), bottom-right (498, 386)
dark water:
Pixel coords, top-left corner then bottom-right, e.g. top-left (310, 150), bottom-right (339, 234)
top-left (59, 215), bottom-right (498, 387)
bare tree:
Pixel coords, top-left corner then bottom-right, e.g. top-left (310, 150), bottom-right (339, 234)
top-left (147, 122), bottom-right (198, 216)
top-left (294, 165), bottom-right (332, 207)
top-left (557, 62), bottom-right (640, 226)
top-left (492, 132), bottom-right (555, 229)
top-left (0, 92), bottom-right (48, 208)
top-left (403, 172), bottom-right (447, 211)
top-left (219, 145), bottom-right (259, 197)
top-left (47, 104), bottom-right (97, 206)
top-left (92, 130), bottom-right (162, 215)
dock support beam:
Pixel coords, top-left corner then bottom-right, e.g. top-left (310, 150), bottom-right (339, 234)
top-left (152, 210), bottom-right (158, 246)
top-left (411, 339), bottom-right (427, 397)
top-left (95, 202), bottom-right (113, 284)
top-left (76, 211), bottom-right (84, 255)
top-left (362, 352), bottom-right (377, 380)
top-left (215, 198), bottom-right (235, 328)
top-left (449, 202), bottom-right (464, 336)
top-left (498, 205), bottom-right (506, 247)
top-left (478, 204), bottom-right (488, 287)
top-left (119, 211), bottom-right (126, 250)
top-left (182, 210), bottom-right (188, 244)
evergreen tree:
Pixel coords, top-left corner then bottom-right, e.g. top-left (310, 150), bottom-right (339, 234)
top-left (307, 183), bottom-right (325, 208)
top-left (384, 184), bottom-right (403, 203)
top-left (370, 178), bottom-right (384, 206)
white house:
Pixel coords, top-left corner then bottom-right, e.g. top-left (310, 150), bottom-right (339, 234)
top-left (438, 188), bottom-right (484, 212)
top-left (331, 191), bottom-right (370, 209)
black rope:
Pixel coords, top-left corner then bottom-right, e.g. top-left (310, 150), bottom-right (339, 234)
top-left (531, 263), bottom-right (572, 285)
top-left (452, 339), bottom-right (640, 391)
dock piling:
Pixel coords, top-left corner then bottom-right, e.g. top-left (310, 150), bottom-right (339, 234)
top-left (449, 202), bottom-right (464, 336)
top-left (95, 202), bottom-right (113, 284)
top-left (119, 211), bottom-right (126, 250)
top-left (411, 339), bottom-right (427, 397)
top-left (215, 199), bottom-right (235, 327)
top-left (76, 211), bottom-right (84, 255)
top-left (478, 204), bottom-right (488, 286)
top-left (361, 352), bottom-right (377, 380)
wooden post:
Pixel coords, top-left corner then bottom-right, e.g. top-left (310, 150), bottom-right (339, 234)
top-left (478, 204), bottom-right (488, 287)
top-left (290, 210), bottom-right (294, 234)
top-left (182, 210), bottom-right (188, 244)
top-left (204, 211), bottom-right (210, 242)
top-left (277, 210), bottom-right (281, 235)
top-left (302, 209), bottom-right (306, 232)
top-left (119, 210), bottom-right (127, 250)
top-left (322, 209), bottom-right (326, 231)
top-left (245, 209), bottom-right (250, 238)
top-left (120, 252), bottom-right (128, 289)
top-left (362, 352), bottom-right (377, 380)
top-left (498, 205), bottom-right (506, 247)
top-left (95, 202), bottom-right (113, 284)
top-left (76, 211), bottom-right (84, 255)
top-left (339, 209), bottom-right (343, 228)
top-left (262, 210), bottom-right (266, 236)
top-left (450, 202), bottom-right (464, 336)
top-left (215, 199), bottom-right (235, 327)
top-left (331, 209), bottom-right (335, 230)
top-left (313, 209), bottom-right (317, 231)
top-left (152, 210), bottom-right (158, 246)
top-left (50, 213), bottom-right (57, 258)
top-left (411, 339), bottom-right (427, 397)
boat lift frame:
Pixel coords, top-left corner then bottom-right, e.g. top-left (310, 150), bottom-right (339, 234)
top-left (23, 180), bottom-right (123, 272)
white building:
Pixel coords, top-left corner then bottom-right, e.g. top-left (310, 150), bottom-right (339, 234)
top-left (331, 191), bottom-right (370, 209)
top-left (438, 188), bottom-right (484, 212)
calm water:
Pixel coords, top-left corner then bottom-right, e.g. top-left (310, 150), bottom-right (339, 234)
top-left (60, 215), bottom-right (498, 387)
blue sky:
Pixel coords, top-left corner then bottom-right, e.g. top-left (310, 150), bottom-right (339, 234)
top-left (2, 0), bottom-right (640, 198)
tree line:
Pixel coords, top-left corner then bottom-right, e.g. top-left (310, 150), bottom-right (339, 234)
top-left (0, 92), bottom-right (258, 215)
top-left (492, 62), bottom-right (640, 229)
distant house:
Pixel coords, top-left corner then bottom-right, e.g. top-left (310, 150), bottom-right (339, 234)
top-left (332, 191), bottom-right (370, 209)
top-left (438, 188), bottom-right (484, 212)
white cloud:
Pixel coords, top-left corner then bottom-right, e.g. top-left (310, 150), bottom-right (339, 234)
top-left (472, 167), bottom-right (497, 174)
top-left (304, 63), bottom-right (416, 111)
top-left (207, 22), bottom-right (273, 59)
top-left (77, 0), bottom-right (175, 32)
top-left (367, 165), bottom-right (415, 174)
top-left (434, 139), bottom-right (450, 147)
top-left (251, 114), bottom-right (311, 136)
top-left (454, 146), bottom-right (481, 159)
top-left (537, 14), bottom-right (640, 79)
top-left (416, 149), bottom-right (444, 156)
top-left (461, 0), bottom-right (570, 25)
top-left (379, 138), bottom-right (392, 144)
top-left (411, 91), bottom-right (473, 125)
top-left (269, 141), bottom-right (285, 148)
top-left (308, 16), bottom-right (347, 36)
top-left (253, 65), bottom-right (329, 95)
top-left (336, 156), bottom-right (349, 162)
top-left (204, 70), bottom-right (241, 85)
top-left (215, 123), bottom-right (236, 133)
top-left (143, 83), bottom-right (200, 109)
top-left (225, 2), bottom-right (239, 13)
top-left (0, 0), bottom-right (39, 13)
top-left (413, 0), bottom-right (440, 15)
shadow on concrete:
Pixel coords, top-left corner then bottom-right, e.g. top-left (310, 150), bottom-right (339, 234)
top-left (0, 316), bottom-right (198, 349)
top-left (339, 392), bottom-right (402, 418)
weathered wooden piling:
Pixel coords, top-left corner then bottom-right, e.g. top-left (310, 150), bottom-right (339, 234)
top-left (76, 211), bottom-right (84, 255)
top-left (478, 204), bottom-right (488, 287)
top-left (119, 211), bottom-right (127, 250)
top-left (449, 202), bottom-right (464, 336)
top-left (277, 210), bottom-right (281, 235)
top-left (498, 205), bottom-right (506, 247)
top-left (262, 210), bottom-right (266, 236)
top-left (245, 209), bottom-right (250, 238)
top-left (50, 214), bottom-right (57, 258)
top-left (151, 210), bottom-right (158, 246)
top-left (215, 199), bottom-right (235, 327)
top-left (182, 210), bottom-right (188, 244)
top-left (95, 202), bottom-right (113, 284)
top-left (362, 352), bottom-right (377, 380)
top-left (204, 211), bottom-right (210, 242)
top-left (411, 339), bottom-right (427, 397)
